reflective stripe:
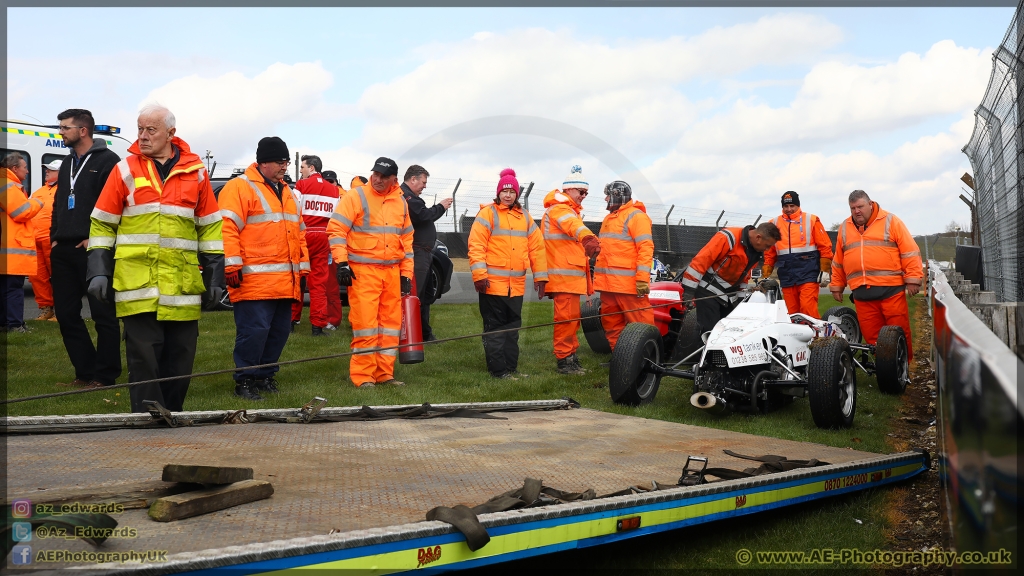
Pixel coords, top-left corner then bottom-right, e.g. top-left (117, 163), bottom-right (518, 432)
top-left (1, 247), bottom-right (36, 256)
top-left (195, 211), bottom-right (221, 226)
top-left (329, 237), bottom-right (347, 246)
top-left (238, 174), bottom-right (273, 215)
top-left (89, 236), bottom-right (115, 248)
top-left (840, 221), bottom-right (848, 247)
top-left (299, 262), bottom-right (310, 271)
top-left (0, 182), bottom-right (15, 193)
top-left (777, 245), bottom-right (820, 255)
top-left (117, 234), bottom-right (160, 244)
top-left (402, 226), bottom-right (414, 235)
top-left (242, 263), bottom-right (294, 274)
top-left (405, 252), bottom-right (414, 259)
top-left (380, 348), bottom-right (398, 357)
top-left (634, 234), bottom-right (653, 243)
top-left (248, 212), bottom-right (284, 224)
top-left (847, 269), bottom-right (903, 280)
top-left (160, 238), bottom-right (199, 250)
top-left (9, 201), bottom-right (35, 218)
top-left (199, 240), bottom-right (223, 251)
top-left (845, 240), bottom-right (897, 250)
top-left (637, 265), bottom-right (651, 273)
top-left (594, 267), bottom-right (635, 276)
top-left (117, 160), bottom-right (136, 205)
top-left (681, 277), bottom-right (699, 288)
top-left (493, 229), bottom-right (528, 237)
top-left (900, 251), bottom-right (920, 259)
top-left (283, 213), bottom-right (300, 222)
top-left (474, 216), bottom-right (492, 231)
top-left (486, 268), bottom-right (527, 277)
top-left (221, 209), bottom-right (244, 230)
top-left (470, 262), bottom-right (487, 271)
top-left (883, 214), bottom-right (893, 242)
top-left (556, 214), bottom-right (574, 224)
top-left (353, 225), bottom-right (407, 235)
top-left (599, 232), bottom-right (631, 241)
top-left (349, 254), bottom-right (402, 265)
top-left (833, 262), bottom-right (843, 269)
top-left (353, 328), bottom-right (378, 337)
top-left (122, 203), bottom-right (160, 217)
top-left (115, 287), bottom-right (160, 302)
top-left (720, 228), bottom-right (736, 250)
top-left (533, 271), bottom-right (548, 280)
top-left (91, 208), bottom-right (121, 224)
top-left (684, 266), bottom-right (700, 278)
top-left (159, 294), bottom-right (201, 307)
top-left (160, 205), bottom-right (195, 218)
top-left (225, 256), bottom-right (243, 266)
top-left (548, 268), bottom-right (585, 277)
top-left (330, 213), bottom-right (353, 228)
top-left (356, 188), bottom-right (371, 227)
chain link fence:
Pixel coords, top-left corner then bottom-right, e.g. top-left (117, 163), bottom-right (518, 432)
top-left (962, 0), bottom-right (1024, 303)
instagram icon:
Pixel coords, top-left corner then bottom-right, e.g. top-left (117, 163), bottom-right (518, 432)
top-left (11, 499), bottom-right (32, 518)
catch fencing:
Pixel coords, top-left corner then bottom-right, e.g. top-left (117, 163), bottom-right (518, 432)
top-left (962, 1), bottom-right (1024, 303)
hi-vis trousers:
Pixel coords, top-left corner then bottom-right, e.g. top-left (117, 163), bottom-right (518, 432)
top-left (598, 291), bottom-right (655, 350)
top-left (347, 263), bottom-right (401, 385)
top-left (552, 293), bottom-right (581, 360)
top-left (782, 282), bottom-right (820, 318)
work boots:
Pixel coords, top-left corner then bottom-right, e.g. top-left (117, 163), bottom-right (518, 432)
top-left (234, 378), bottom-right (264, 401)
top-left (568, 353), bottom-right (587, 373)
top-left (557, 356), bottom-right (586, 375)
top-left (255, 377), bottom-right (280, 394)
top-left (311, 326), bottom-right (330, 337)
top-left (35, 306), bottom-right (55, 321)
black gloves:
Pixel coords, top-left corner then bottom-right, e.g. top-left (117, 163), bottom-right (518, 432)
top-left (85, 249), bottom-right (114, 303)
top-left (199, 253), bottom-right (226, 311)
top-left (401, 276), bottom-right (412, 296)
top-left (87, 276), bottom-right (110, 302)
top-left (337, 263), bottom-right (356, 287)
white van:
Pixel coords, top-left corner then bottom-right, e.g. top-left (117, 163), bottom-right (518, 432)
top-left (1, 119), bottom-right (132, 191)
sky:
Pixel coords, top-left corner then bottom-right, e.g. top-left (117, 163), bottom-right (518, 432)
top-left (6, 7), bottom-right (1016, 232)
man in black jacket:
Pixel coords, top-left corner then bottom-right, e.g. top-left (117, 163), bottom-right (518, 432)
top-left (49, 109), bottom-right (122, 389)
top-left (401, 165), bottom-right (451, 342)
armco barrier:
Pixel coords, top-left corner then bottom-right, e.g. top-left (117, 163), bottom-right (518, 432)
top-left (930, 262), bottom-right (1021, 564)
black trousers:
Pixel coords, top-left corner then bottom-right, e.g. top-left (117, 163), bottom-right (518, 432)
top-left (478, 293), bottom-right (523, 376)
top-left (695, 294), bottom-right (738, 335)
top-left (413, 246), bottom-right (434, 338)
top-left (50, 242), bottom-right (122, 385)
top-left (122, 312), bottom-right (198, 413)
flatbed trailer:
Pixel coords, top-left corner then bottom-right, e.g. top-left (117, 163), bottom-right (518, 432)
top-left (3, 400), bottom-right (927, 573)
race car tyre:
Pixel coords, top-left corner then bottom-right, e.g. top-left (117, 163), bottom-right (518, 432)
top-left (807, 336), bottom-right (857, 429)
top-left (875, 325), bottom-right (909, 395)
top-left (581, 296), bottom-right (612, 354)
top-left (609, 322), bottom-right (663, 406)
top-left (824, 305), bottom-right (862, 343)
top-left (674, 310), bottom-right (703, 363)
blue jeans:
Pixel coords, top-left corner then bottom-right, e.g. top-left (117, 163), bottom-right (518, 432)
top-left (232, 299), bottom-right (293, 382)
top-left (3, 275), bottom-right (26, 329)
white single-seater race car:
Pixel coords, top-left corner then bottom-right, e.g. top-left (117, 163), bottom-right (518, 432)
top-left (608, 280), bottom-right (911, 429)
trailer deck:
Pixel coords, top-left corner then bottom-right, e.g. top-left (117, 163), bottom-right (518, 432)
top-left (3, 400), bottom-right (927, 573)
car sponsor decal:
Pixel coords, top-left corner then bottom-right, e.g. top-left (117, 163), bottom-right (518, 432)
top-left (724, 340), bottom-right (768, 367)
top-left (648, 289), bottom-right (680, 301)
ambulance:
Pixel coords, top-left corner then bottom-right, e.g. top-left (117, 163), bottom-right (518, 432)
top-left (1, 118), bottom-right (132, 191)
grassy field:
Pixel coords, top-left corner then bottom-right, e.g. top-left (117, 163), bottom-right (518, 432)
top-left (3, 294), bottom-right (920, 570)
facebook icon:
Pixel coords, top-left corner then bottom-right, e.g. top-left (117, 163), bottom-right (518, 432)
top-left (12, 544), bottom-right (32, 565)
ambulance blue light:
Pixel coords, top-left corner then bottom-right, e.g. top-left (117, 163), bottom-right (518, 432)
top-left (94, 125), bottom-right (120, 134)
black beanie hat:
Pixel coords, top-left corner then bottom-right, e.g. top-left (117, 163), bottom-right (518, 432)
top-left (256, 137), bottom-right (290, 163)
top-left (781, 191), bottom-right (800, 207)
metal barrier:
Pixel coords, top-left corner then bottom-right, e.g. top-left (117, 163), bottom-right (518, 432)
top-left (929, 262), bottom-right (1021, 561)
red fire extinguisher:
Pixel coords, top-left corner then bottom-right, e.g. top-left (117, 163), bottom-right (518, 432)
top-left (399, 276), bottom-right (424, 364)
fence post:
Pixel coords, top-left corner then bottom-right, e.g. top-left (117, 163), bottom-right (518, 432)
top-left (451, 178), bottom-right (462, 232)
top-left (715, 210), bottom-right (724, 229)
top-left (665, 205), bottom-right (674, 253)
top-left (522, 182), bottom-right (535, 213)
top-left (753, 214), bottom-right (761, 226)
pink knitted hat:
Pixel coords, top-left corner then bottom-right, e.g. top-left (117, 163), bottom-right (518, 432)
top-left (496, 168), bottom-right (520, 198)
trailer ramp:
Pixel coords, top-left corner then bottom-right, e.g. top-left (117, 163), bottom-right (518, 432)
top-left (2, 400), bottom-right (927, 573)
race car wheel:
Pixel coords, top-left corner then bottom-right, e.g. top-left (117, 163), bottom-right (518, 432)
top-left (807, 337), bottom-right (857, 429)
top-left (609, 322), bottom-right (663, 406)
top-left (581, 296), bottom-right (612, 354)
top-left (824, 305), bottom-right (862, 343)
top-left (674, 310), bottom-right (703, 363)
top-left (875, 325), bottom-right (909, 395)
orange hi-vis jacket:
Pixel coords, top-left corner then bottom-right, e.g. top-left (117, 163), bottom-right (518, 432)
top-left (763, 207), bottom-right (834, 288)
top-left (830, 202), bottom-right (922, 292)
top-left (682, 226), bottom-right (758, 304)
top-left (541, 189), bottom-right (595, 295)
top-left (88, 137), bottom-right (224, 320)
top-left (30, 182), bottom-right (58, 241)
top-left (326, 183), bottom-right (414, 277)
top-left (1, 168), bottom-right (44, 275)
top-left (469, 202), bottom-right (548, 297)
top-left (593, 199), bottom-right (653, 294)
top-left (218, 164), bottom-right (310, 303)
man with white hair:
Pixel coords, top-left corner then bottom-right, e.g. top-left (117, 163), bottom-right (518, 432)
top-left (87, 104), bottom-right (225, 412)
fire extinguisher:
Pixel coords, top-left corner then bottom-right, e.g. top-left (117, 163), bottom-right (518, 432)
top-left (399, 276), bottom-right (424, 364)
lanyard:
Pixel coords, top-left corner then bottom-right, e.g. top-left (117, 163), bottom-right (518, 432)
top-left (68, 154), bottom-right (92, 194)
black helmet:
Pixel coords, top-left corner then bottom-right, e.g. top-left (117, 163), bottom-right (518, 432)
top-left (604, 180), bottom-right (632, 211)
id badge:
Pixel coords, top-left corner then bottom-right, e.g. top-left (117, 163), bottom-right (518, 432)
top-left (68, 194), bottom-right (76, 210)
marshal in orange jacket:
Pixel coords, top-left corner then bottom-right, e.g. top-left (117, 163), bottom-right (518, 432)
top-left (541, 189), bottom-right (595, 295)
top-left (830, 201), bottom-right (922, 292)
top-left (326, 182), bottom-right (414, 276)
top-left (763, 207), bottom-right (834, 288)
top-left (1, 168), bottom-right (43, 276)
top-left (218, 164), bottom-right (310, 303)
top-left (681, 226), bottom-right (758, 304)
top-left (469, 202), bottom-right (547, 297)
top-left (593, 199), bottom-right (653, 294)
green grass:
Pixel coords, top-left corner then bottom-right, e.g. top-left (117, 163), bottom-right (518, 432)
top-left (4, 294), bottom-right (920, 571)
